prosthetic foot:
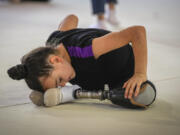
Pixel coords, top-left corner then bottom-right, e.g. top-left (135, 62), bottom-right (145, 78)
top-left (29, 90), bottom-right (44, 106)
top-left (44, 85), bottom-right (80, 107)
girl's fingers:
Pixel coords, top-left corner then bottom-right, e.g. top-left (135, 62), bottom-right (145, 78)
top-left (124, 81), bottom-right (131, 98)
top-left (128, 82), bottom-right (136, 99)
top-left (123, 81), bottom-right (128, 88)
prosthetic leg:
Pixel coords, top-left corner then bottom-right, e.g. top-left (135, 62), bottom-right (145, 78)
top-left (42, 80), bottom-right (156, 109)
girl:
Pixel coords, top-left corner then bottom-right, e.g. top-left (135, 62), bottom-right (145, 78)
top-left (8, 14), bottom-right (147, 103)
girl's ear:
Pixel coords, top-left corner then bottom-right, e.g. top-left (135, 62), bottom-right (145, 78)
top-left (49, 55), bottom-right (63, 64)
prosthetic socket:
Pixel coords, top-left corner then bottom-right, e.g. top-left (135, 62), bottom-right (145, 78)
top-left (44, 80), bottom-right (156, 109)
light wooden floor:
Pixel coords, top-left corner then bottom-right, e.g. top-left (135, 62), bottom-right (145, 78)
top-left (0, 0), bottom-right (180, 135)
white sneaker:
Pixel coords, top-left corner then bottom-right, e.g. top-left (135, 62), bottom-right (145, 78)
top-left (89, 20), bottom-right (107, 30)
top-left (106, 9), bottom-right (120, 26)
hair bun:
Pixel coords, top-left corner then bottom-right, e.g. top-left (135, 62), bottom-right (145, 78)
top-left (7, 64), bottom-right (28, 80)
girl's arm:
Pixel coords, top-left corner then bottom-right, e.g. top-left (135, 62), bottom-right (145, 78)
top-left (58, 14), bottom-right (79, 31)
top-left (92, 26), bottom-right (147, 99)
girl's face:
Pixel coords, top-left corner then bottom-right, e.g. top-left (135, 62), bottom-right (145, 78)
top-left (39, 55), bottom-right (76, 91)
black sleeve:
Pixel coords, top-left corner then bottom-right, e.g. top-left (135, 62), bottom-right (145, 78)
top-left (45, 28), bottom-right (111, 48)
top-left (45, 30), bottom-right (64, 47)
top-left (45, 29), bottom-right (84, 47)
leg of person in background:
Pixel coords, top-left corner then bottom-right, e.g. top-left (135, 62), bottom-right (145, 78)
top-left (90, 0), bottom-right (107, 29)
top-left (105, 0), bottom-right (120, 26)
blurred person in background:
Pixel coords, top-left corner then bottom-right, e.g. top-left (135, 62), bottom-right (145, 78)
top-left (90, 0), bottom-right (120, 29)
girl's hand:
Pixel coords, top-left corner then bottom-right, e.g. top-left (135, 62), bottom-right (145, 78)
top-left (123, 73), bottom-right (147, 99)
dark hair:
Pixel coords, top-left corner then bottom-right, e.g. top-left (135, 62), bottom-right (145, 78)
top-left (7, 47), bottom-right (59, 93)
